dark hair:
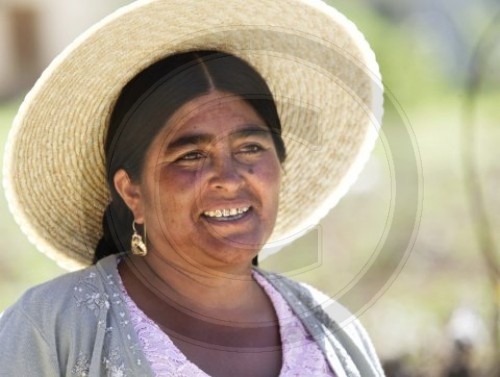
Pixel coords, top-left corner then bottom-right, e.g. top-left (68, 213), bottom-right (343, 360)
top-left (94, 50), bottom-right (286, 264)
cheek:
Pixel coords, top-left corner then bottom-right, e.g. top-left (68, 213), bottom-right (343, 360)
top-left (157, 164), bottom-right (199, 191)
top-left (255, 160), bottom-right (281, 197)
top-left (156, 168), bottom-right (200, 216)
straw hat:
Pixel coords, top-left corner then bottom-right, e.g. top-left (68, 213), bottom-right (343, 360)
top-left (3, 0), bottom-right (383, 271)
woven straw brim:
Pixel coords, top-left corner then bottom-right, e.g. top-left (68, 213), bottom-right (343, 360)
top-left (3, 0), bottom-right (383, 270)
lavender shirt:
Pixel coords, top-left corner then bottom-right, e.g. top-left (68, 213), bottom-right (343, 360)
top-left (120, 271), bottom-right (336, 376)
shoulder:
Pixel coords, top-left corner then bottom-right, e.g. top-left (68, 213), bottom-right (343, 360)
top-left (256, 269), bottom-right (385, 375)
top-left (0, 255), bottom-right (126, 375)
top-left (1, 254), bottom-right (119, 332)
top-left (0, 263), bottom-right (100, 374)
top-left (8, 263), bottom-right (102, 318)
top-left (256, 269), bottom-right (353, 323)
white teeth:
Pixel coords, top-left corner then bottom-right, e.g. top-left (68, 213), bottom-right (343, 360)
top-left (204, 207), bottom-right (250, 218)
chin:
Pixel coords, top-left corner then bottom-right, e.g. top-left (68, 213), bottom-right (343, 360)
top-left (202, 239), bottom-right (262, 269)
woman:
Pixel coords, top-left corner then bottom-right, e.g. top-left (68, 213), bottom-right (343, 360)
top-left (0, 0), bottom-right (384, 376)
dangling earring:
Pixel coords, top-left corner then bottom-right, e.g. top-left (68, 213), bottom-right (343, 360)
top-left (131, 221), bottom-right (147, 256)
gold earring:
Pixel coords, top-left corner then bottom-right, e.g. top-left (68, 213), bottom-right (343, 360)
top-left (131, 221), bottom-right (147, 256)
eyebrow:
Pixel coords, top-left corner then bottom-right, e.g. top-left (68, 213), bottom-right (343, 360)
top-left (165, 134), bottom-right (213, 152)
top-left (234, 126), bottom-right (272, 139)
top-left (165, 125), bottom-right (272, 153)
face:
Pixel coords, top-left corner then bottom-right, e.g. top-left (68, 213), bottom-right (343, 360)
top-left (117, 91), bottom-right (282, 270)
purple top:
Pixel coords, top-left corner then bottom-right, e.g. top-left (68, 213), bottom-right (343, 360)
top-left (120, 270), bottom-right (336, 376)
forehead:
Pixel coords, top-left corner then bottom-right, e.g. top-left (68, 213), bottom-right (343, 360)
top-left (163, 91), bottom-right (266, 138)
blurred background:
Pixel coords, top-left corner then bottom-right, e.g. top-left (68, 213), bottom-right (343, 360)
top-left (1, 0), bottom-right (499, 376)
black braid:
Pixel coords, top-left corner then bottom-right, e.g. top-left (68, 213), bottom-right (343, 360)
top-left (93, 201), bottom-right (134, 263)
top-left (252, 256), bottom-right (258, 266)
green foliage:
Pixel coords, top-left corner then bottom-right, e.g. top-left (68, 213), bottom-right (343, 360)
top-left (331, 1), bottom-right (454, 108)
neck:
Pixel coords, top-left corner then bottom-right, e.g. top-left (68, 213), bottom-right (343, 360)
top-left (120, 252), bottom-right (264, 323)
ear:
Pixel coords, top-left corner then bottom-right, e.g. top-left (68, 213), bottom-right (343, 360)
top-left (113, 169), bottom-right (145, 224)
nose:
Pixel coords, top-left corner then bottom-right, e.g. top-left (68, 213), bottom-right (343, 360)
top-left (206, 151), bottom-right (244, 192)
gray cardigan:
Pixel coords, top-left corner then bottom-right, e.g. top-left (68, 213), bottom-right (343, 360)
top-left (0, 255), bottom-right (384, 376)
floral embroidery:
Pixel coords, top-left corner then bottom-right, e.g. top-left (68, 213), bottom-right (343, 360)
top-left (71, 352), bottom-right (90, 376)
top-left (74, 273), bottom-right (110, 317)
top-left (69, 261), bottom-right (149, 376)
top-left (71, 350), bottom-right (129, 377)
top-left (103, 348), bottom-right (128, 377)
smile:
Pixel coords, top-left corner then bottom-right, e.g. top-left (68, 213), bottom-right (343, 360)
top-left (203, 206), bottom-right (250, 221)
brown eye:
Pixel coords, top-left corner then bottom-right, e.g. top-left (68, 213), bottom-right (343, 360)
top-left (177, 151), bottom-right (206, 161)
top-left (239, 144), bottom-right (264, 154)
